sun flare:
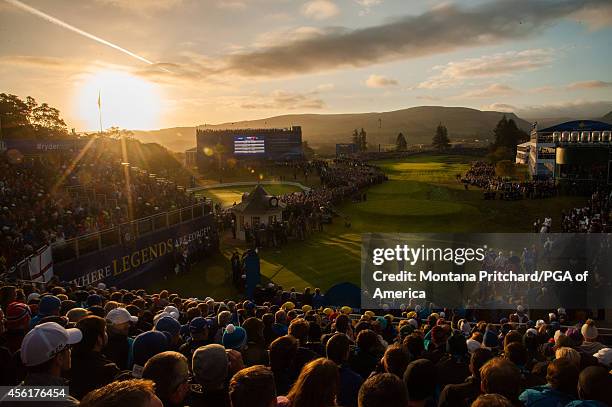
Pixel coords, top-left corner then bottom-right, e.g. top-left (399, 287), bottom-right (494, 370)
top-left (75, 70), bottom-right (161, 131)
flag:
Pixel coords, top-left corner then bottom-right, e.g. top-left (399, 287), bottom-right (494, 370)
top-left (28, 245), bottom-right (54, 283)
top-left (97, 90), bottom-right (101, 109)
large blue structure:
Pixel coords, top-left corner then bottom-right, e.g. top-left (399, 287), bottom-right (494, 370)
top-left (516, 120), bottom-right (612, 183)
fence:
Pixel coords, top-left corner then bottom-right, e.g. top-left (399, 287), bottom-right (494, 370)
top-left (51, 201), bottom-right (212, 264)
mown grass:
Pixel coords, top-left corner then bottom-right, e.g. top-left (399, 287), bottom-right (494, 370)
top-left (148, 154), bottom-right (586, 298)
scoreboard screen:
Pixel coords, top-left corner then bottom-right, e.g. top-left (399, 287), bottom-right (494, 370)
top-left (234, 135), bottom-right (266, 155)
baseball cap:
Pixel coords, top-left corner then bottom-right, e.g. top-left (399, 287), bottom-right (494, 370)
top-left (38, 295), bottom-right (61, 316)
top-left (155, 316), bottom-right (181, 337)
top-left (163, 306), bottom-right (180, 320)
top-left (106, 308), bottom-right (138, 325)
top-left (189, 317), bottom-right (212, 334)
top-left (26, 293), bottom-right (41, 304)
top-left (20, 322), bottom-right (82, 367)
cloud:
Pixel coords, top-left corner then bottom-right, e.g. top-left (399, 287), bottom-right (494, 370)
top-left (457, 83), bottom-right (518, 99)
top-left (571, 2), bottom-right (612, 30)
top-left (94, 0), bottom-right (183, 11)
top-left (216, 1), bottom-right (247, 10)
top-left (217, 0), bottom-right (609, 78)
top-left (482, 103), bottom-right (518, 113)
top-left (301, 0), bottom-right (340, 20)
top-left (517, 100), bottom-right (612, 118)
top-left (566, 80), bottom-right (612, 90)
top-left (366, 74), bottom-right (398, 88)
top-left (355, 0), bottom-right (383, 16)
top-left (315, 83), bottom-right (335, 92)
top-left (416, 95), bottom-right (441, 102)
top-left (241, 90), bottom-right (326, 110)
top-left (418, 49), bottom-right (554, 89)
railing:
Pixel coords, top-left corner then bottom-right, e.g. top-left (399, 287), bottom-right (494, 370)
top-left (51, 201), bottom-right (212, 263)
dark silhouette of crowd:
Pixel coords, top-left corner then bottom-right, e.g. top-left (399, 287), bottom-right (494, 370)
top-left (559, 189), bottom-right (611, 233)
top-left (0, 280), bottom-right (610, 407)
top-left (0, 147), bottom-right (209, 273)
top-left (462, 162), bottom-right (557, 200)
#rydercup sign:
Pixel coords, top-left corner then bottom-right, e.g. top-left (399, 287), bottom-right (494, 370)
top-left (53, 214), bottom-right (215, 287)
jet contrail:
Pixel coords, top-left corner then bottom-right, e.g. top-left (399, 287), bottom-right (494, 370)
top-left (4, 0), bottom-right (170, 72)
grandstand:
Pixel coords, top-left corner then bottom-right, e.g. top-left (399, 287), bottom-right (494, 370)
top-left (518, 120), bottom-right (612, 183)
top-left (195, 127), bottom-right (303, 171)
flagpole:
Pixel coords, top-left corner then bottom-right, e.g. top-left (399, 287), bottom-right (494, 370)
top-left (98, 90), bottom-right (103, 134)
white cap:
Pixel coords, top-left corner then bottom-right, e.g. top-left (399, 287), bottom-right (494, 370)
top-left (466, 339), bottom-right (481, 353)
top-left (517, 305), bottom-right (524, 312)
top-left (106, 308), bottom-right (137, 325)
top-left (593, 348), bottom-right (612, 367)
top-left (97, 283), bottom-right (107, 290)
top-left (163, 306), bottom-right (180, 320)
top-left (27, 293), bottom-right (41, 303)
top-left (21, 322), bottom-right (82, 367)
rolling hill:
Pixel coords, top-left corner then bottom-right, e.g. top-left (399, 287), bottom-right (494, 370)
top-left (132, 106), bottom-right (532, 152)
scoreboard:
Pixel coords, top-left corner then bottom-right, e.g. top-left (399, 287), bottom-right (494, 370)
top-left (234, 136), bottom-right (266, 155)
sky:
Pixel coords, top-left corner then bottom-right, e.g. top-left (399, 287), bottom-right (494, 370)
top-left (0, 0), bottom-right (611, 131)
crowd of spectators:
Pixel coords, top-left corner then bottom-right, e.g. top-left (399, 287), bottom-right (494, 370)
top-left (0, 145), bottom-right (208, 273)
top-left (559, 189), bottom-right (611, 233)
top-left (462, 162), bottom-right (557, 200)
top-left (0, 281), bottom-right (610, 407)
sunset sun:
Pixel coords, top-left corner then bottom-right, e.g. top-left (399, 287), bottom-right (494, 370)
top-left (76, 70), bottom-right (161, 131)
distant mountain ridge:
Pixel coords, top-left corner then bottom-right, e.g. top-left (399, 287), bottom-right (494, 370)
top-left (131, 106), bottom-right (533, 152)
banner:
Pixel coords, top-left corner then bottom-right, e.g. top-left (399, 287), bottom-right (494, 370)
top-left (28, 245), bottom-right (54, 283)
top-left (53, 214), bottom-right (216, 287)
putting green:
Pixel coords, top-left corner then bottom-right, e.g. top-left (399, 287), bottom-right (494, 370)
top-left (149, 153), bottom-right (587, 298)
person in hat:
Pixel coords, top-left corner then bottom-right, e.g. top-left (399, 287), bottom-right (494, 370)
top-left (70, 316), bottom-right (120, 399)
top-left (178, 317), bottom-right (212, 360)
top-left (222, 324), bottom-right (247, 351)
top-left (155, 316), bottom-right (182, 349)
top-left (104, 307), bottom-right (137, 370)
top-left (18, 322), bottom-right (82, 405)
top-left (29, 295), bottom-right (61, 328)
top-left (190, 344), bottom-right (233, 407)
top-left (131, 331), bottom-right (171, 376)
top-left (579, 319), bottom-right (606, 355)
top-left (4, 301), bottom-right (31, 353)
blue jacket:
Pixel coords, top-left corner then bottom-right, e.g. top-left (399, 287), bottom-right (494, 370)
top-left (519, 385), bottom-right (576, 407)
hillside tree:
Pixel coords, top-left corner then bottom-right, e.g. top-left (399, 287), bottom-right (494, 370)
top-left (396, 132), bottom-right (407, 151)
top-left (491, 115), bottom-right (529, 159)
top-left (358, 128), bottom-right (367, 151)
top-left (432, 123), bottom-right (450, 150)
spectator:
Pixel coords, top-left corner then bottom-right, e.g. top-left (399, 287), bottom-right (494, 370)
top-left (381, 344), bottom-right (410, 379)
top-left (565, 365), bottom-right (612, 407)
top-left (30, 295), bottom-right (61, 327)
top-left (350, 330), bottom-right (381, 379)
top-left (326, 333), bottom-right (363, 407)
top-left (132, 331), bottom-right (171, 375)
top-left (471, 394), bottom-right (514, 407)
top-left (403, 359), bottom-right (437, 407)
top-left (18, 322), bottom-right (82, 405)
top-left (439, 348), bottom-right (494, 407)
top-left (191, 344), bottom-right (232, 407)
top-left (288, 318), bottom-right (318, 373)
top-left (229, 365), bottom-right (277, 407)
top-left (519, 358), bottom-right (579, 406)
top-left (578, 320), bottom-right (607, 355)
top-left (70, 315), bottom-right (120, 399)
top-left (241, 317), bottom-right (269, 366)
top-left (104, 307), bottom-right (137, 370)
top-left (79, 379), bottom-right (163, 407)
top-left (480, 358), bottom-right (521, 405)
top-left (269, 335), bottom-right (299, 396)
top-left (142, 351), bottom-right (191, 407)
top-left (283, 357), bottom-right (339, 407)
top-left (223, 323), bottom-right (247, 351)
top-left (357, 373), bottom-right (408, 407)
top-left (178, 317), bottom-right (212, 361)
